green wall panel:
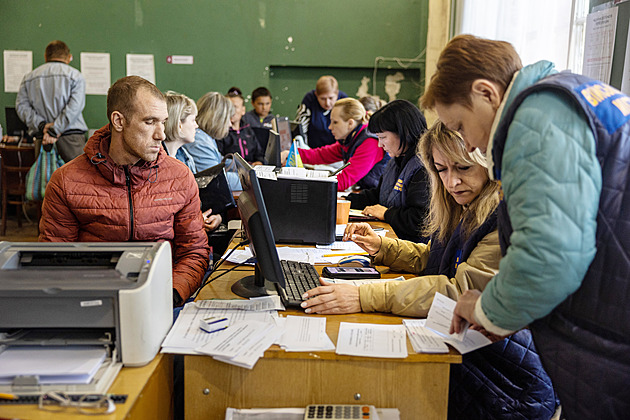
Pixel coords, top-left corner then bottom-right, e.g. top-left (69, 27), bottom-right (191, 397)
top-left (0, 0), bottom-right (428, 131)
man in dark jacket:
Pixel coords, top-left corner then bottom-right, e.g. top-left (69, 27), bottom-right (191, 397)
top-left (39, 76), bottom-right (210, 307)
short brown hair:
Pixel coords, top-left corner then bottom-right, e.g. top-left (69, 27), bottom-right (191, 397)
top-left (45, 40), bottom-right (70, 61)
top-left (420, 35), bottom-right (522, 110)
top-left (106, 76), bottom-right (165, 124)
top-left (315, 76), bottom-right (339, 96)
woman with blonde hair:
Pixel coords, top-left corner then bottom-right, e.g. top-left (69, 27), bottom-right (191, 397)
top-left (303, 120), bottom-right (500, 316)
top-left (183, 91), bottom-right (241, 191)
top-left (303, 121), bottom-right (557, 419)
top-left (162, 91), bottom-right (198, 173)
top-left (286, 97), bottom-right (387, 191)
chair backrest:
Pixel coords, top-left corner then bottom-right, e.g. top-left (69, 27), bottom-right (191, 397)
top-left (0, 144), bottom-right (36, 195)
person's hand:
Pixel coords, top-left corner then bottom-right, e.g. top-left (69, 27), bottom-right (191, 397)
top-left (450, 290), bottom-right (482, 334)
top-left (301, 278), bottom-right (361, 314)
top-left (202, 209), bottom-right (222, 231)
top-left (280, 150), bottom-right (290, 165)
top-left (470, 324), bottom-right (507, 343)
top-left (251, 161), bottom-right (263, 166)
top-left (362, 204), bottom-right (387, 220)
top-left (342, 223), bottom-right (381, 255)
top-left (43, 122), bottom-right (54, 135)
top-left (42, 132), bottom-right (58, 145)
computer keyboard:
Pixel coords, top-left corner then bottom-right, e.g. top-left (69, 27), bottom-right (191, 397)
top-left (280, 260), bottom-right (321, 304)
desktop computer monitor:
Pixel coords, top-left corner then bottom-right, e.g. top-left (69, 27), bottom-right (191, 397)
top-left (231, 153), bottom-right (286, 298)
top-left (5, 107), bottom-right (29, 137)
top-left (264, 130), bottom-right (282, 168)
top-left (275, 116), bottom-right (292, 150)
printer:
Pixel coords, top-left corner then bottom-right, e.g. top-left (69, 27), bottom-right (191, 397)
top-left (0, 241), bottom-right (173, 395)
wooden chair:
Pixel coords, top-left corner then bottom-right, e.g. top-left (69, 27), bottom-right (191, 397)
top-left (0, 143), bottom-right (36, 235)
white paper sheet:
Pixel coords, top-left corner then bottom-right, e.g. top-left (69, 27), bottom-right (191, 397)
top-left (3, 50), bottom-right (32, 93)
top-left (402, 319), bottom-right (449, 354)
top-left (277, 315), bottom-right (335, 351)
top-left (126, 53), bottom-right (155, 84)
top-left (336, 322), bottom-right (407, 358)
top-left (195, 296), bottom-right (284, 312)
top-left (425, 292), bottom-right (468, 342)
top-left (582, 7), bottom-right (618, 83)
top-left (81, 52), bottom-right (111, 95)
top-left (0, 346), bottom-right (106, 385)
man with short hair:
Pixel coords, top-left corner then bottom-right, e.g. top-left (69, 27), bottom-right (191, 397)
top-left (16, 40), bottom-right (88, 162)
top-left (39, 76), bottom-right (210, 306)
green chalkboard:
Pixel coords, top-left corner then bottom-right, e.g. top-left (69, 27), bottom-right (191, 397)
top-left (0, 0), bottom-right (428, 131)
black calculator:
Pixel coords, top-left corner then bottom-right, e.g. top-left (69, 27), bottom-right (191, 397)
top-left (304, 404), bottom-right (372, 419)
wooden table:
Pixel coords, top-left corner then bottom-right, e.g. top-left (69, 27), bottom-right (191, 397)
top-left (0, 353), bottom-right (173, 420)
top-left (184, 224), bottom-right (461, 419)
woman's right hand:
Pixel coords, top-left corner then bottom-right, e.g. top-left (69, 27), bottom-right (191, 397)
top-left (343, 222), bottom-right (381, 255)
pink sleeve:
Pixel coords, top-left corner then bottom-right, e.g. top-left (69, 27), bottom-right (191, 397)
top-left (335, 138), bottom-right (383, 191)
top-left (298, 143), bottom-right (344, 164)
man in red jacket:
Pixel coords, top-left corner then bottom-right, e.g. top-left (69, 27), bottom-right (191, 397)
top-left (39, 76), bottom-right (211, 307)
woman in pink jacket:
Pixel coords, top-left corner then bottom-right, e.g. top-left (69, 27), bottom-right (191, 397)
top-left (289, 98), bottom-right (387, 191)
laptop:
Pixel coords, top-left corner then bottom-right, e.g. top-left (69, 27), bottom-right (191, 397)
top-left (194, 163), bottom-right (236, 214)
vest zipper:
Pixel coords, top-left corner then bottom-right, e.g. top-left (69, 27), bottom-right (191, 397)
top-left (124, 166), bottom-right (134, 241)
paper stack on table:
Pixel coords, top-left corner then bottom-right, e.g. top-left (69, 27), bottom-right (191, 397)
top-left (335, 322), bottom-right (408, 358)
top-left (403, 293), bottom-right (492, 354)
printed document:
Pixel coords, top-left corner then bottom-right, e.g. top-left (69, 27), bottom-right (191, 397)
top-left (336, 322), bottom-right (407, 358)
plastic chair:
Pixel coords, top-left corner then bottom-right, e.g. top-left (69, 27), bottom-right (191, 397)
top-left (0, 142), bottom-right (36, 235)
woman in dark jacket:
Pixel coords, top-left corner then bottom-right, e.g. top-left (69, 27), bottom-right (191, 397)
top-left (347, 100), bottom-right (429, 242)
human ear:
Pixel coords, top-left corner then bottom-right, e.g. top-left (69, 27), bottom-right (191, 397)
top-left (471, 79), bottom-right (502, 109)
top-left (111, 111), bottom-right (125, 132)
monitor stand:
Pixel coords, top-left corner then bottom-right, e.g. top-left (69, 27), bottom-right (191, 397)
top-left (230, 266), bottom-right (268, 298)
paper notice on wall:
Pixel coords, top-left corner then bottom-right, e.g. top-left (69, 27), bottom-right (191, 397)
top-left (621, 20), bottom-right (630, 95)
top-left (126, 54), bottom-right (155, 84)
top-left (3, 50), bottom-right (32, 93)
top-left (582, 7), bottom-right (618, 84)
top-left (81, 52), bottom-right (111, 95)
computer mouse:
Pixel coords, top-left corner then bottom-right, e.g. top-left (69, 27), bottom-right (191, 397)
top-left (337, 255), bottom-right (372, 267)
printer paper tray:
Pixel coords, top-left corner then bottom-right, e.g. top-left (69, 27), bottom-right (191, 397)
top-left (0, 350), bottom-right (122, 396)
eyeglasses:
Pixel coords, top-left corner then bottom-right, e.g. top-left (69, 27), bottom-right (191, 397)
top-left (38, 392), bottom-right (116, 415)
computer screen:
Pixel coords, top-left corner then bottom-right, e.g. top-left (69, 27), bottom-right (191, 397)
top-left (275, 116), bottom-right (292, 151)
top-left (264, 130), bottom-right (282, 168)
top-left (231, 152), bottom-right (286, 298)
top-left (5, 107), bottom-right (29, 137)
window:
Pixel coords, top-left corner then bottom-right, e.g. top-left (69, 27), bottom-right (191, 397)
top-left (453, 0), bottom-right (590, 73)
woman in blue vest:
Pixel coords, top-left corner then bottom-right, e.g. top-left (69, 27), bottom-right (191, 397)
top-left (346, 100), bottom-right (429, 242)
top-left (303, 121), bottom-right (557, 419)
top-left (422, 34), bottom-right (630, 419)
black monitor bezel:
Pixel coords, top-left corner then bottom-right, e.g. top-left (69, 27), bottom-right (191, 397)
top-left (231, 153), bottom-right (286, 298)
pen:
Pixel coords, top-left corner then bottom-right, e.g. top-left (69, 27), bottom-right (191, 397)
top-left (323, 252), bottom-right (368, 257)
top-left (330, 161), bottom-right (351, 176)
top-left (0, 393), bottom-right (18, 400)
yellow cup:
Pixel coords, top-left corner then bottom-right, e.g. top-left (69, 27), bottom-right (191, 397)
top-left (336, 200), bottom-right (351, 225)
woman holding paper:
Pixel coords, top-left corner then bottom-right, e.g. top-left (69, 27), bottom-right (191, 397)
top-left (303, 121), bottom-right (558, 419)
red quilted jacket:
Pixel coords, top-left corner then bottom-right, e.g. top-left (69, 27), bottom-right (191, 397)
top-left (39, 125), bottom-right (210, 301)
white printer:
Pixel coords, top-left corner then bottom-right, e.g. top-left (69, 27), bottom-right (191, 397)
top-left (0, 241), bottom-right (173, 395)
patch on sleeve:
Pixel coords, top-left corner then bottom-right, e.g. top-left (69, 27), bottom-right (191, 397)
top-left (576, 81), bottom-right (630, 135)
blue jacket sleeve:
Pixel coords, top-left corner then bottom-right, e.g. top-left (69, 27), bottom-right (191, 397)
top-left (16, 80), bottom-right (44, 133)
top-left (479, 91), bottom-right (600, 334)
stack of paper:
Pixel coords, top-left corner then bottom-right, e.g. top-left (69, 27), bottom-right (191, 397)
top-left (404, 293), bottom-right (492, 354)
top-left (161, 299), bottom-right (334, 369)
top-left (0, 346), bottom-right (107, 385)
top-left (196, 321), bottom-right (285, 369)
top-left (276, 316), bottom-right (335, 352)
top-left (161, 302), bottom-right (279, 355)
top-left (335, 322), bottom-right (408, 358)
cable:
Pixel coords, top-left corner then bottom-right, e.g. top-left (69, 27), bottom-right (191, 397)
top-left (191, 238), bottom-right (249, 300)
top-left (372, 49), bottom-right (426, 97)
